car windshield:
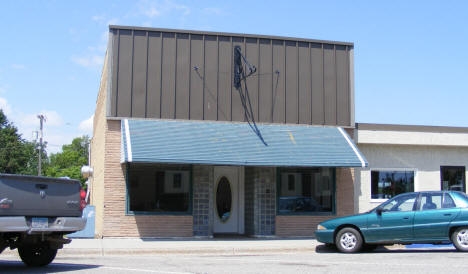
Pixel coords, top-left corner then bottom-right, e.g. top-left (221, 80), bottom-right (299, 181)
top-left (368, 193), bottom-right (417, 213)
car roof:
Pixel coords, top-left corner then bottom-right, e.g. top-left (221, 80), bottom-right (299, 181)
top-left (400, 191), bottom-right (461, 195)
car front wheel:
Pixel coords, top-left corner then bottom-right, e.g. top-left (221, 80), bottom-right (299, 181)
top-left (452, 227), bottom-right (468, 252)
top-left (335, 227), bottom-right (363, 253)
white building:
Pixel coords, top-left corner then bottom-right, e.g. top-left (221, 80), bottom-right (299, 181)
top-left (355, 123), bottom-right (468, 213)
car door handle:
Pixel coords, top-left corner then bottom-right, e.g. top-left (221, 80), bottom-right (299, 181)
top-left (444, 213), bottom-right (452, 216)
top-left (403, 217), bottom-right (410, 220)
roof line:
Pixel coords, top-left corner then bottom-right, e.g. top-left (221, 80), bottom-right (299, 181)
top-left (109, 25), bottom-right (354, 47)
top-left (356, 123), bottom-right (468, 134)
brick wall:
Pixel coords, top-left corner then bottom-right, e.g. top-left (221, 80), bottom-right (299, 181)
top-left (276, 168), bottom-right (355, 237)
top-left (91, 56), bottom-right (193, 237)
top-left (90, 53), bottom-right (108, 237)
top-left (100, 120), bottom-right (193, 237)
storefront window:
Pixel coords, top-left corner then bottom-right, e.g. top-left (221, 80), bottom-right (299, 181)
top-left (371, 170), bottom-right (414, 199)
top-left (127, 164), bottom-right (191, 214)
top-left (278, 168), bottom-right (335, 214)
top-left (441, 166), bottom-right (466, 192)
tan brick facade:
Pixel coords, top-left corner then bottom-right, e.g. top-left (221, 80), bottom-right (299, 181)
top-left (90, 55), bottom-right (193, 238)
top-left (275, 168), bottom-right (355, 237)
top-left (91, 56), bottom-right (355, 237)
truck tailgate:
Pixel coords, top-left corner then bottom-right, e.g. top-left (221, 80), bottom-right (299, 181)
top-left (0, 174), bottom-right (82, 217)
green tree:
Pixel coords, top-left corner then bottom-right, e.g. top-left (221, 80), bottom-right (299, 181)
top-left (0, 109), bottom-right (44, 174)
top-left (45, 136), bottom-right (90, 188)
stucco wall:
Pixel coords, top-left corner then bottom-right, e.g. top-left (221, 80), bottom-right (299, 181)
top-left (356, 144), bottom-right (468, 213)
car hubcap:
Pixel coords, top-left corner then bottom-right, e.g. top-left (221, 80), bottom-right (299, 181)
top-left (456, 229), bottom-right (468, 248)
top-left (340, 232), bottom-right (357, 250)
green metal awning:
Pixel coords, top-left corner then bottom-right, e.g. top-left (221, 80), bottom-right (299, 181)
top-left (121, 119), bottom-right (367, 167)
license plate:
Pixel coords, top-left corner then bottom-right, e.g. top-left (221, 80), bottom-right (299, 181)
top-left (32, 218), bottom-right (48, 229)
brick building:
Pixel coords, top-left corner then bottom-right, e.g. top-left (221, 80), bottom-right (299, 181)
top-left (89, 25), bottom-right (366, 238)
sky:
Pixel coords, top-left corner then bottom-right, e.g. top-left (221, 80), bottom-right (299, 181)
top-left (0, 0), bottom-right (467, 153)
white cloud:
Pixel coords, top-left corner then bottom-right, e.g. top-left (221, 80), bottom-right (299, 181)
top-left (0, 97), bottom-right (12, 116)
top-left (92, 15), bottom-right (106, 22)
top-left (144, 7), bottom-right (161, 17)
top-left (20, 110), bottom-right (64, 127)
top-left (107, 18), bottom-right (119, 26)
top-left (0, 98), bottom-right (73, 154)
top-left (11, 64), bottom-right (26, 70)
top-left (79, 115), bottom-right (94, 135)
top-left (137, 0), bottom-right (190, 18)
top-left (142, 21), bottom-right (153, 27)
top-left (71, 55), bottom-right (104, 69)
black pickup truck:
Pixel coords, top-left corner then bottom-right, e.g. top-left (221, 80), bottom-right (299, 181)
top-left (0, 173), bottom-right (86, 266)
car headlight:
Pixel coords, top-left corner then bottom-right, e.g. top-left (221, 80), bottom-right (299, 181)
top-left (317, 224), bottom-right (326, 230)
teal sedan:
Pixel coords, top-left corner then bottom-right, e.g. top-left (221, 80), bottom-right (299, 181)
top-left (315, 191), bottom-right (468, 253)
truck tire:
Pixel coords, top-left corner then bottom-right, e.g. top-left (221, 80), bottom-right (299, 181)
top-left (18, 244), bottom-right (58, 267)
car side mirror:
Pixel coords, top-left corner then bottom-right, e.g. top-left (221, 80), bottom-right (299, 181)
top-left (376, 208), bottom-right (383, 216)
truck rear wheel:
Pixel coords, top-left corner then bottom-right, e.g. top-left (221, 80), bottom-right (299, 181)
top-left (18, 244), bottom-right (57, 267)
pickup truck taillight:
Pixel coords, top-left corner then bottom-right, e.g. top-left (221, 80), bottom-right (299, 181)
top-left (80, 189), bottom-right (86, 211)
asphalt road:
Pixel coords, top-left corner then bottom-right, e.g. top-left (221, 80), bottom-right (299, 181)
top-left (1, 245), bottom-right (467, 274)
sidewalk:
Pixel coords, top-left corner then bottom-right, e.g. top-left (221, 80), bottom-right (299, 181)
top-left (2, 237), bottom-right (321, 256)
top-left (65, 237), bottom-right (320, 255)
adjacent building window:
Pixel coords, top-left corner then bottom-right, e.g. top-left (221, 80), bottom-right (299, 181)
top-left (278, 168), bottom-right (334, 214)
top-left (371, 170), bottom-right (414, 199)
top-left (441, 166), bottom-right (466, 192)
top-left (127, 164), bottom-right (191, 214)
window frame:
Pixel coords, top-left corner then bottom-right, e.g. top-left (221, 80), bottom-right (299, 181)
top-left (370, 168), bottom-right (417, 203)
top-left (276, 167), bottom-right (336, 216)
top-left (125, 163), bottom-right (193, 216)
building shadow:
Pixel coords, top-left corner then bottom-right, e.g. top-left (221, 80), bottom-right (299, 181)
top-left (0, 260), bottom-right (100, 273)
top-left (315, 243), bottom-right (458, 254)
top-left (139, 235), bottom-right (317, 242)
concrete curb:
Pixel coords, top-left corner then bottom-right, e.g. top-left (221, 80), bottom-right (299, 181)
top-left (1, 238), bottom-right (322, 256)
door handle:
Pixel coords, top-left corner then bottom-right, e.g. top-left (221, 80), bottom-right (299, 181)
top-left (444, 213), bottom-right (452, 216)
top-left (403, 217), bottom-right (410, 220)
top-left (35, 184), bottom-right (48, 190)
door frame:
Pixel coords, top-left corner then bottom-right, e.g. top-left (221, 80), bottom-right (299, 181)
top-left (213, 166), bottom-right (244, 234)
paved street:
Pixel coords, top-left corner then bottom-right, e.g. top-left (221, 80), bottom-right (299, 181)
top-left (1, 245), bottom-right (467, 274)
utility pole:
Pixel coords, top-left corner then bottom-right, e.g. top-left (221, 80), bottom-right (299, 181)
top-left (37, 114), bottom-right (46, 176)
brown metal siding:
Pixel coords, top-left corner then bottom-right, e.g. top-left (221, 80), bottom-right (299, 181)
top-left (231, 37), bottom-right (245, 122)
top-left (245, 38), bottom-right (259, 121)
top-left (109, 26), bottom-right (353, 127)
top-left (336, 45), bottom-right (349, 125)
top-left (146, 32), bottom-right (162, 118)
top-left (258, 39), bottom-right (273, 123)
top-left (131, 31), bottom-right (147, 118)
top-left (190, 35), bottom-right (204, 120)
top-left (311, 43), bottom-right (324, 124)
top-left (176, 33), bottom-right (190, 119)
top-left (298, 42), bottom-right (311, 124)
top-left (204, 35), bottom-right (218, 121)
top-left (116, 29), bottom-right (133, 117)
top-left (218, 36), bottom-right (232, 121)
top-left (272, 40), bottom-right (285, 123)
